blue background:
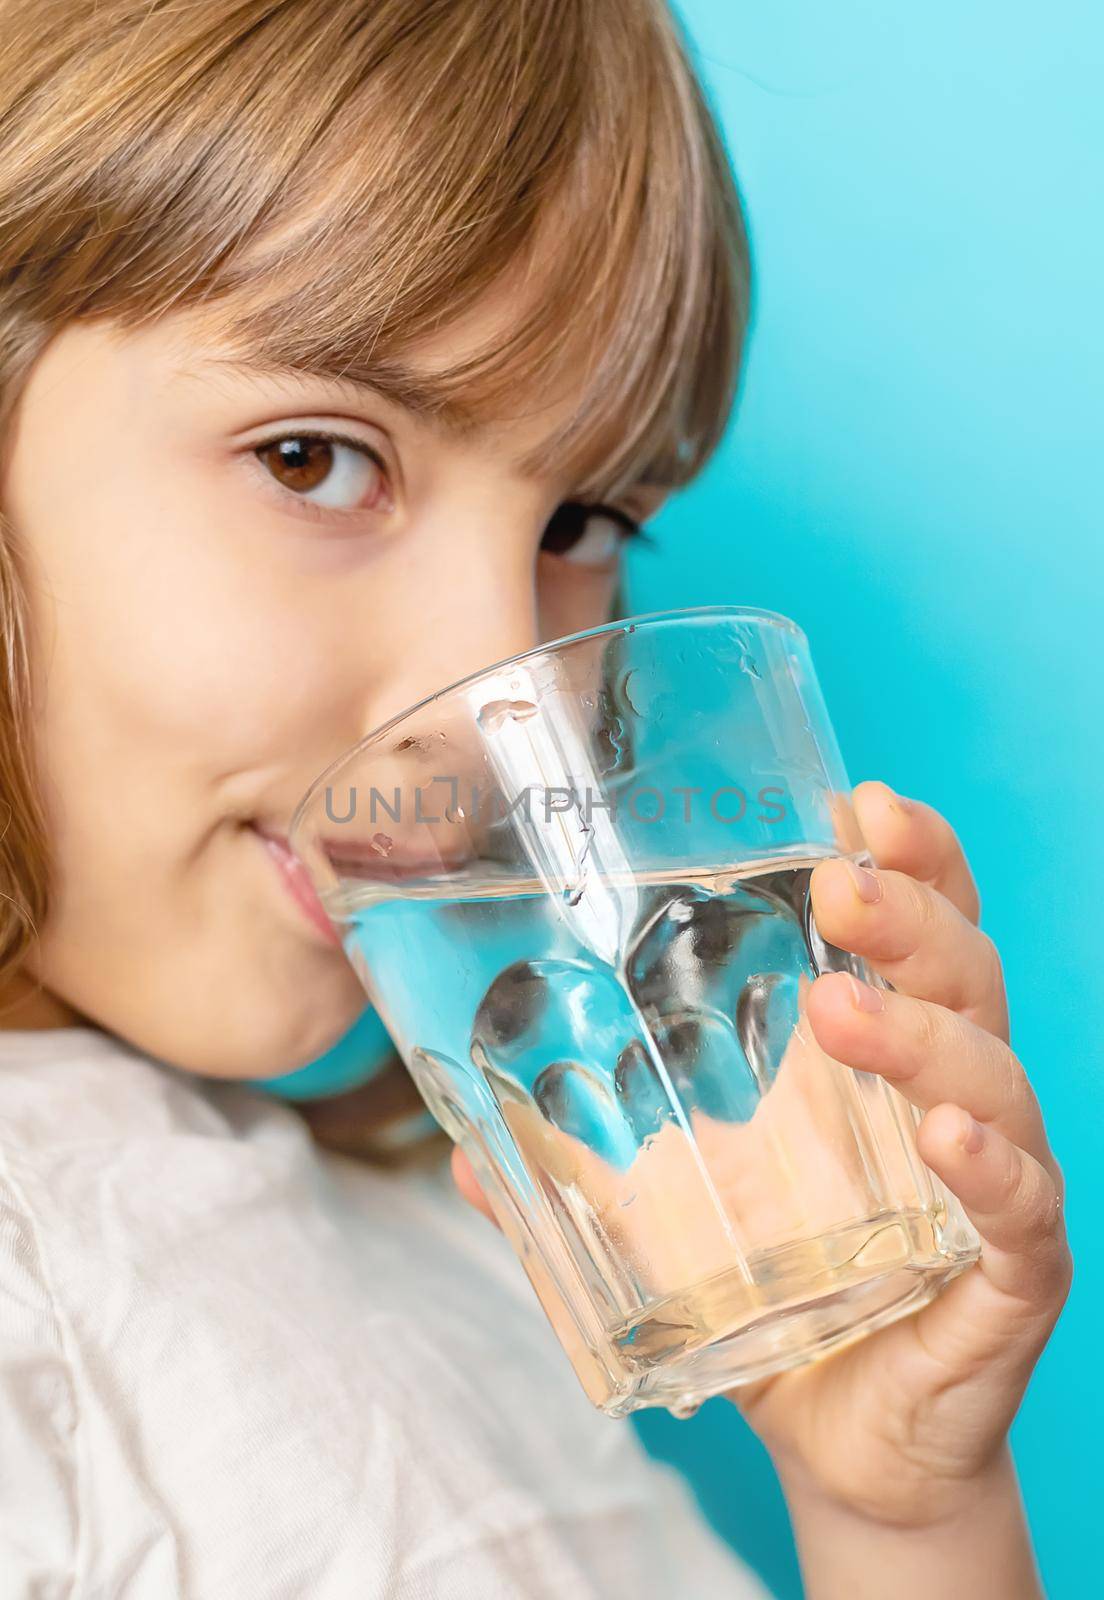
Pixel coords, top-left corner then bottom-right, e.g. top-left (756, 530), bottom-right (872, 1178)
top-left (288, 4), bottom-right (1100, 1594)
top-left (630, 5), bottom-right (1100, 1596)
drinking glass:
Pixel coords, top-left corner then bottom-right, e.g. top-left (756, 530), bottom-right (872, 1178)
top-left (289, 606), bottom-right (980, 1416)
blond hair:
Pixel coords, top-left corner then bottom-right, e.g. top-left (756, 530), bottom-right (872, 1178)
top-left (0, 0), bottom-right (750, 1138)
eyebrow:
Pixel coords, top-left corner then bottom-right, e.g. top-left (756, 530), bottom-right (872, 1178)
top-left (182, 352), bottom-right (670, 497)
top-left (188, 353), bottom-right (499, 440)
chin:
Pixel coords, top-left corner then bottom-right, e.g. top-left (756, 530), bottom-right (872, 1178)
top-left (215, 983), bottom-right (370, 1082)
top-left (93, 956), bottom-right (371, 1084)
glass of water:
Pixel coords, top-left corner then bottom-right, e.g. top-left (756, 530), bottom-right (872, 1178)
top-left (289, 605), bottom-right (980, 1416)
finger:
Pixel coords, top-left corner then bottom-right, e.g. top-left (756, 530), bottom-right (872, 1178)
top-left (851, 779), bottom-right (982, 927)
top-left (913, 1106), bottom-right (1071, 1354)
top-left (450, 1145), bottom-right (498, 1227)
top-left (804, 972), bottom-right (1055, 1178)
top-left (809, 855), bottom-right (1009, 1037)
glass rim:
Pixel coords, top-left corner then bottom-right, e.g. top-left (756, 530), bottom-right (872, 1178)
top-left (289, 603), bottom-right (806, 847)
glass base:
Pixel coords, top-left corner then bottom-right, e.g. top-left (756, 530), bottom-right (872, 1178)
top-left (590, 1208), bottom-right (981, 1417)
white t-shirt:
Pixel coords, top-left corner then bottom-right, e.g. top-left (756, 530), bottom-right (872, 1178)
top-left (0, 1026), bottom-right (771, 1599)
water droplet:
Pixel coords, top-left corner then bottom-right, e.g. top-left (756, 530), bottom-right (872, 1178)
top-left (393, 731), bottom-right (447, 753)
top-left (565, 819), bottom-right (594, 907)
top-left (669, 1395), bottom-right (702, 1420)
top-left (477, 698), bottom-right (538, 733)
top-left (370, 832), bottom-right (393, 857)
top-left (594, 686), bottom-right (633, 772)
top-left (605, 714), bottom-right (627, 767)
top-left (619, 669), bottom-right (642, 717)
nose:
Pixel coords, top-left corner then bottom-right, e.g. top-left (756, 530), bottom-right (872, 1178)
top-left (300, 524), bottom-right (545, 874)
top-left (361, 527), bottom-right (544, 736)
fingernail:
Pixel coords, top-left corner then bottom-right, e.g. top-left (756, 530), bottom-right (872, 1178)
top-left (846, 974), bottom-right (886, 1012)
top-left (888, 786), bottom-right (915, 815)
top-left (959, 1114), bottom-right (986, 1155)
top-left (845, 859), bottom-right (884, 903)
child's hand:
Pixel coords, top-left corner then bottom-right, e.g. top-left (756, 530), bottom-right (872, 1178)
top-left (452, 780), bottom-right (1071, 1538)
top-left (730, 780), bottom-right (1072, 1530)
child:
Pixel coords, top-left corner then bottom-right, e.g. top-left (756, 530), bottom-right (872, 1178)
top-left (0, 2), bottom-right (1070, 1595)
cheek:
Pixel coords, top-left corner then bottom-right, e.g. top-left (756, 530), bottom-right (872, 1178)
top-left (537, 557), bottom-right (620, 642)
top-left (20, 470), bottom-right (357, 798)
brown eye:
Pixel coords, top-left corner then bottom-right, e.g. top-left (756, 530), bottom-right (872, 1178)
top-left (258, 436), bottom-right (334, 493)
top-left (541, 501), bottom-right (642, 568)
top-left (254, 432), bottom-right (392, 512)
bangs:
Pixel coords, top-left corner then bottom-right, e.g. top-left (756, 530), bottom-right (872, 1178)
top-left (21, 0), bottom-right (750, 497)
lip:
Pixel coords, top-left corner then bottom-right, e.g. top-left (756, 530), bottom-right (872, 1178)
top-left (250, 824), bottom-right (344, 947)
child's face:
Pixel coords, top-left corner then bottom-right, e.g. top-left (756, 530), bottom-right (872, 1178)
top-left (4, 293), bottom-right (664, 1075)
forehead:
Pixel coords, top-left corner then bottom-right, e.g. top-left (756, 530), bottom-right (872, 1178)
top-left (343, 279), bottom-right (603, 470)
top-left (187, 233), bottom-right (661, 499)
